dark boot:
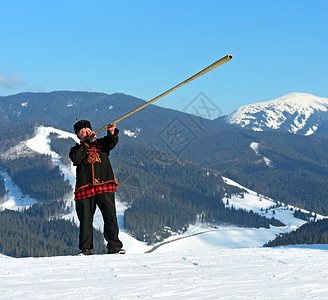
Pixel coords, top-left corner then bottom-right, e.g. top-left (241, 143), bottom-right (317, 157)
top-left (79, 248), bottom-right (93, 255)
top-left (108, 247), bottom-right (126, 255)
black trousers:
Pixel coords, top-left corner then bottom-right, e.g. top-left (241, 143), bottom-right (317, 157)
top-left (75, 192), bottom-right (123, 251)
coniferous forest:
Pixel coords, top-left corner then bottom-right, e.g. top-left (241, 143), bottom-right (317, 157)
top-left (0, 172), bottom-right (5, 198)
top-left (264, 219), bottom-right (328, 247)
top-left (0, 200), bottom-right (107, 257)
top-left (1, 155), bottom-right (72, 201)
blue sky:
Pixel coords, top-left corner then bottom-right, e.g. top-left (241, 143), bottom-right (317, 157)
top-left (1, 0), bottom-right (327, 115)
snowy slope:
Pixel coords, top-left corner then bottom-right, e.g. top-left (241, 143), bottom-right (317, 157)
top-left (250, 142), bottom-right (273, 167)
top-left (0, 170), bottom-right (37, 210)
top-left (225, 93), bottom-right (328, 135)
top-left (1, 245), bottom-right (328, 299)
top-left (153, 177), bottom-right (325, 253)
top-left (1, 125), bottom-right (325, 255)
top-left (0, 126), bottom-right (78, 211)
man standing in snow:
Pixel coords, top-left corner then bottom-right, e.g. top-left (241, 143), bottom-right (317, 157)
top-left (69, 120), bottom-right (124, 255)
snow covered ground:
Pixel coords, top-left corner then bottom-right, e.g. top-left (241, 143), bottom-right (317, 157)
top-left (1, 245), bottom-right (328, 299)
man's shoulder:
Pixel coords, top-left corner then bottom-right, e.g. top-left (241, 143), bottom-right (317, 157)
top-left (70, 142), bottom-right (86, 151)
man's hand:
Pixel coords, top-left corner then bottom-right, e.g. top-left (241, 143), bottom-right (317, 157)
top-left (86, 131), bottom-right (97, 142)
top-left (108, 123), bottom-right (116, 135)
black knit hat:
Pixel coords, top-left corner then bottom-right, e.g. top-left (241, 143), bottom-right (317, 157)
top-left (74, 120), bottom-right (92, 134)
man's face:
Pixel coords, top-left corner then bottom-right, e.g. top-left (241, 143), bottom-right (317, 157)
top-left (77, 127), bottom-right (92, 141)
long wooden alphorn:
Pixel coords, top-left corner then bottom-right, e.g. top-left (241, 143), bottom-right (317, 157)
top-left (95, 54), bottom-right (233, 135)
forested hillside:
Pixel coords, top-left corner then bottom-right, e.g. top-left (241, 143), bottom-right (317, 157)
top-left (110, 140), bottom-right (285, 244)
top-left (49, 132), bottom-right (76, 166)
top-left (0, 91), bottom-right (205, 135)
top-left (1, 154), bottom-right (72, 201)
top-left (0, 121), bottom-right (40, 152)
top-left (0, 173), bottom-right (5, 198)
top-left (0, 200), bottom-right (107, 257)
top-left (181, 124), bottom-right (328, 215)
top-left (0, 121), bottom-right (49, 199)
top-left (264, 218), bottom-right (328, 247)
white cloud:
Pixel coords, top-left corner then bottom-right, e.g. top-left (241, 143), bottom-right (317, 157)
top-left (0, 72), bottom-right (25, 89)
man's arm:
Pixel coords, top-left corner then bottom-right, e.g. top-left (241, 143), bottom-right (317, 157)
top-left (102, 128), bottom-right (119, 152)
top-left (100, 123), bottom-right (119, 151)
top-left (69, 143), bottom-right (88, 166)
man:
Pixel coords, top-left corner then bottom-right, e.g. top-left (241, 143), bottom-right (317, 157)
top-left (69, 120), bottom-right (124, 255)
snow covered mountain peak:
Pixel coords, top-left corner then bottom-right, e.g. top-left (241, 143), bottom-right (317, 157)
top-left (225, 93), bottom-right (328, 135)
top-left (271, 92), bottom-right (328, 106)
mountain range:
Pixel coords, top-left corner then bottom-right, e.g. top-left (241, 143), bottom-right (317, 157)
top-left (1, 91), bottom-right (328, 215)
top-left (1, 91), bottom-right (328, 138)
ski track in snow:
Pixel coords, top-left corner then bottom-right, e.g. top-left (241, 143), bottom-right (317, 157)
top-left (1, 246), bottom-right (328, 299)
